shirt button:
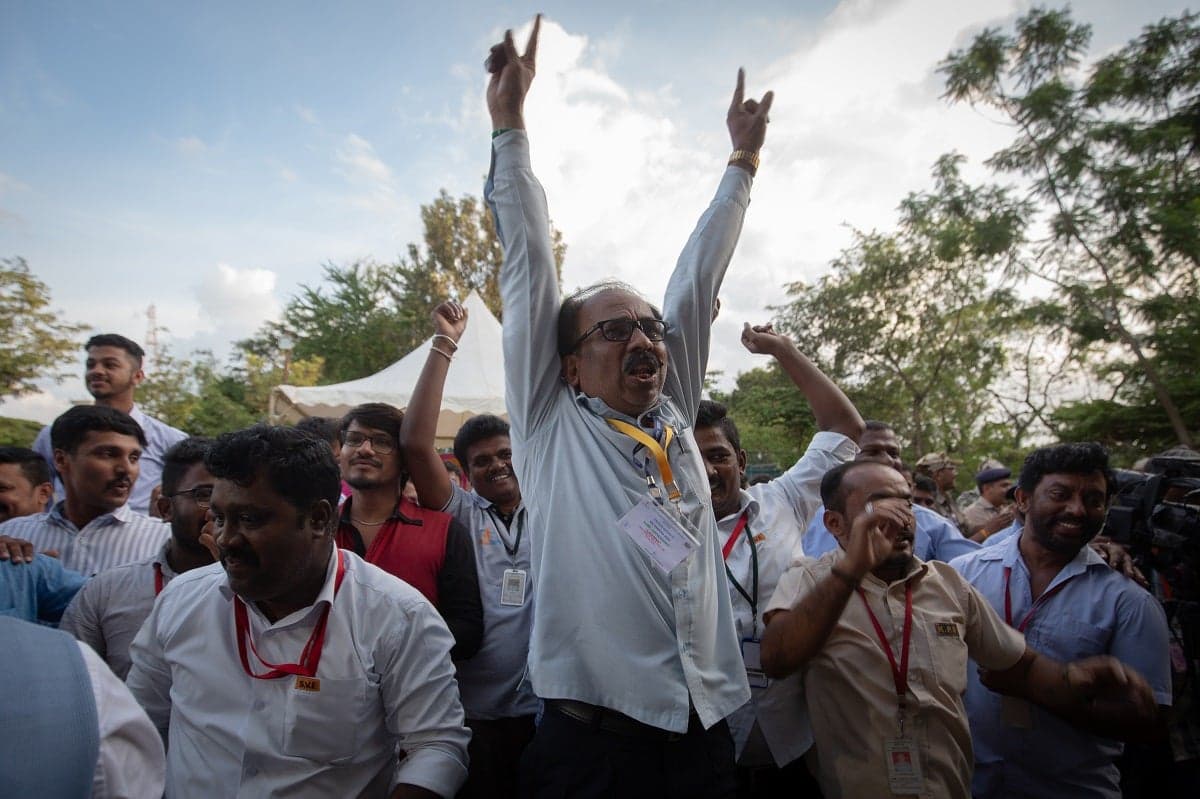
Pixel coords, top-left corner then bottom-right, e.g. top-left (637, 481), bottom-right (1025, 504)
top-left (675, 588), bottom-right (687, 599)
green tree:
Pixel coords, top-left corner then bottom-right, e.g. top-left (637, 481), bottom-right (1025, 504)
top-left (940, 7), bottom-right (1200, 449)
top-left (0, 258), bottom-right (85, 398)
top-left (775, 154), bottom-right (1029, 469)
top-left (243, 190), bottom-right (566, 386)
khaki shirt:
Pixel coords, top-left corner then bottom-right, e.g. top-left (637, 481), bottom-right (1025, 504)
top-left (963, 496), bottom-right (1002, 533)
top-left (765, 551), bottom-right (1025, 799)
top-left (933, 489), bottom-right (969, 534)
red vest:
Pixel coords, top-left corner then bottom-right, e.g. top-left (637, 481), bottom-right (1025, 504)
top-left (335, 497), bottom-right (450, 605)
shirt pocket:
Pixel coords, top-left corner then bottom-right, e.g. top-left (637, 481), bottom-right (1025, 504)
top-left (282, 676), bottom-right (369, 762)
top-left (921, 611), bottom-right (970, 697)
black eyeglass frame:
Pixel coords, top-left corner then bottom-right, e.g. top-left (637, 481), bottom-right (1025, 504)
top-left (572, 316), bottom-right (669, 352)
top-left (341, 432), bottom-right (397, 455)
top-left (169, 485), bottom-right (214, 508)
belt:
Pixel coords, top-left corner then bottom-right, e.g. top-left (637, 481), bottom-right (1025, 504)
top-left (548, 699), bottom-right (696, 742)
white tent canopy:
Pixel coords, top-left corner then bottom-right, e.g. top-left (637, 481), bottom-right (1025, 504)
top-left (269, 291), bottom-right (507, 447)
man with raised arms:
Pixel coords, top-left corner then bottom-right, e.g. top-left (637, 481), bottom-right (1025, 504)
top-left (486, 15), bottom-right (772, 797)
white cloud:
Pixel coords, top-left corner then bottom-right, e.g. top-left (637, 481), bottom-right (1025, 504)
top-left (0, 171), bottom-right (30, 193)
top-left (175, 135), bottom-right (208, 156)
top-left (278, 166), bottom-right (298, 182)
top-left (295, 105), bottom-right (318, 125)
top-left (0, 387), bottom-right (73, 426)
top-left (334, 133), bottom-right (399, 214)
top-left (474, 3), bottom-right (1028, 390)
top-left (194, 263), bottom-right (280, 338)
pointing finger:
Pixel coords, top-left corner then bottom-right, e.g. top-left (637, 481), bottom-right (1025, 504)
top-left (524, 14), bottom-right (542, 63)
top-left (759, 90), bottom-right (775, 118)
top-left (730, 68), bottom-right (745, 112)
top-left (503, 29), bottom-right (519, 64)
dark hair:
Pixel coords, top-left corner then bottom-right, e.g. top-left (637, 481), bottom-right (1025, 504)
top-left (1017, 442), bottom-right (1116, 498)
top-left (453, 414), bottom-right (510, 469)
top-left (820, 460), bottom-right (886, 513)
top-left (50, 406), bottom-right (147, 453)
top-left (695, 400), bottom-right (742, 454)
top-left (913, 474), bottom-right (937, 494)
top-left (160, 437), bottom-right (214, 496)
top-left (85, 334), bottom-right (145, 368)
top-left (338, 403), bottom-right (403, 449)
top-left (863, 420), bottom-right (894, 434)
top-left (0, 447), bottom-right (52, 486)
top-left (556, 280), bottom-right (662, 357)
top-left (206, 425), bottom-right (340, 512)
top-left (295, 416), bottom-right (340, 446)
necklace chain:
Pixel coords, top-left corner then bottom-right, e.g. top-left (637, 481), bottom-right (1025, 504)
top-left (351, 517), bottom-right (389, 526)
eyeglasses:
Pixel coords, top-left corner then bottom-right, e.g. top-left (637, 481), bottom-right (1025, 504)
top-left (171, 485), bottom-right (214, 509)
top-left (573, 317), bottom-right (668, 351)
top-left (342, 432), bottom-right (396, 454)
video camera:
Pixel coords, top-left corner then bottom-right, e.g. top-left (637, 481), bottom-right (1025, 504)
top-left (1105, 455), bottom-right (1200, 580)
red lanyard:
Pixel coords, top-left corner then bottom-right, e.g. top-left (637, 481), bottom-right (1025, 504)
top-left (153, 562), bottom-right (165, 596)
top-left (721, 511), bottom-right (750, 561)
top-left (1003, 566), bottom-right (1074, 632)
top-left (234, 549), bottom-right (346, 680)
top-left (857, 582), bottom-right (914, 706)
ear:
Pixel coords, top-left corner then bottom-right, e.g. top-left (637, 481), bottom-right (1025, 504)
top-left (34, 482), bottom-right (54, 507)
top-left (736, 448), bottom-right (748, 476)
top-left (131, 366), bottom-right (146, 388)
top-left (156, 492), bottom-right (174, 522)
top-left (561, 353), bottom-right (581, 389)
top-left (1014, 486), bottom-right (1031, 515)
top-left (824, 507), bottom-right (847, 545)
top-left (308, 499), bottom-right (334, 538)
top-left (52, 449), bottom-right (70, 479)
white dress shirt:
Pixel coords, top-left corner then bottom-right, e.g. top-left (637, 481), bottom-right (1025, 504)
top-left (0, 501), bottom-right (169, 576)
top-left (127, 548), bottom-right (470, 798)
top-left (489, 130), bottom-right (753, 732)
top-left (719, 430), bottom-right (857, 765)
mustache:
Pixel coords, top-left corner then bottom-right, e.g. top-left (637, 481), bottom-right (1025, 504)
top-left (351, 457), bottom-right (382, 468)
top-left (106, 477), bottom-right (132, 491)
top-left (220, 547), bottom-right (259, 567)
top-left (623, 351), bottom-right (661, 374)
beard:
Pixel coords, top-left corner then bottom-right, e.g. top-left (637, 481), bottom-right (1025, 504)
top-left (1027, 511), bottom-right (1103, 555)
top-left (346, 474), bottom-right (389, 490)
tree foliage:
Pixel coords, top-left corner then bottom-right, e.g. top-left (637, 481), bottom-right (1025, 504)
top-left (0, 258), bottom-right (85, 399)
top-left (775, 154), bottom-right (1028, 467)
top-left (940, 7), bottom-right (1200, 449)
top-left (243, 191), bottom-right (566, 386)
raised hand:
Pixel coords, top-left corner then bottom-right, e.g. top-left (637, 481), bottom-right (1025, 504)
top-left (740, 322), bottom-right (789, 356)
top-left (486, 15), bottom-right (542, 131)
top-left (841, 499), bottom-right (913, 580)
top-left (432, 299), bottom-right (469, 344)
top-left (727, 68), bottom-right (774, 155)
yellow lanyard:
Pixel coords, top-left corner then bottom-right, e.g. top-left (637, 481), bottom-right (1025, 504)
top-left (606, 418), bottom-right (680, 503)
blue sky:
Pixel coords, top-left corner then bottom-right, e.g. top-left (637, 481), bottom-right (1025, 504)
top-left (0, 0), bottom-right (1188, 422)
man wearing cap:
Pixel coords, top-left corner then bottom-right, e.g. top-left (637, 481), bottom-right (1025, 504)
top-left (916, 452), bottom-right (969, 534)
top-left (964, 461), bottom-right (1016, 542)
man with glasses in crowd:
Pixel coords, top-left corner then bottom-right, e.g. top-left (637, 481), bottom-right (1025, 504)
top-left (333, 403), bottom-right (483, 660)
top-left (486, 15), bottom-right (773, 796)
top-left (60, 437), bottom-right (216, 678)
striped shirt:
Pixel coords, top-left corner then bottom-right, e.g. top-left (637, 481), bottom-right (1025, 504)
top-left (0, 502), bottom-right (169, 576)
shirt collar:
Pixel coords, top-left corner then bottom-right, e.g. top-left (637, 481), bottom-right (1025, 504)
top-left (153, 538), bottom-right (180, 579)
top-left (1000, 525), bottom-right (1108, 577)
top-left (49, 500), bottom-right (130, 528)
top-left (716, 489), bottom-right (759, 528)
top-left (218, 545), bottom-right (340, 625)
top-left (573, 388), bottom-right (677, 427)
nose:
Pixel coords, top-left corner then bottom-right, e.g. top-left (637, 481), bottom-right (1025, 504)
top-left (627, 323), bottom-right (653, 348)
top-left (1064, 492), bottom-right (1087, 518)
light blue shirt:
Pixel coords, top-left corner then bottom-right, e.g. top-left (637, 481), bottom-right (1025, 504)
top-left (33, 404), bottom-right (188, 516)
top-left (0, 554), bottom-right (88, 624)
top-left (489, 130), bottom-right (752, 732)
top-left (982, 518), bottom-right (1021, 548)
top-left (441, 486), bottom-right (538, 720)
top-left (950, 531), bottom-right (1172, 799)
top-left (0, 501), bottom-right (169, 576)
top-left (802, 502), bottom-right (980, 562)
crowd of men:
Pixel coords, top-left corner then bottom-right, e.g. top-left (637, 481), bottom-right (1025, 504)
top-left (0, 15), bottom-right (1196, 799)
